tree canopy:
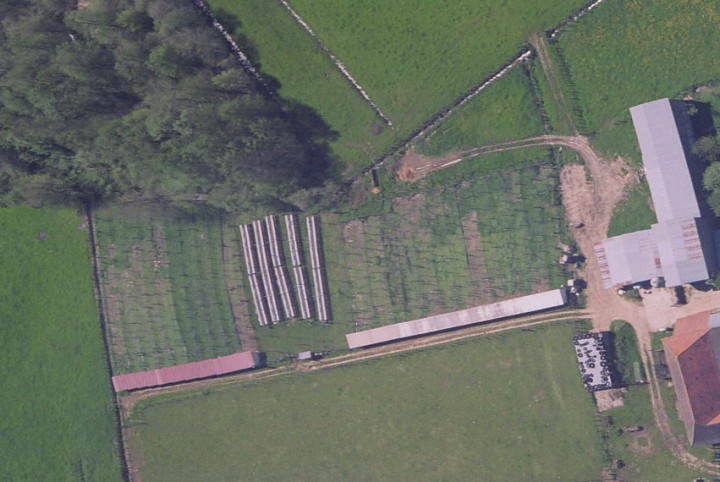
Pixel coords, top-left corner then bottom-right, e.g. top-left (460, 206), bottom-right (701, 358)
top-left (0, 0), bottom-right (338, 213)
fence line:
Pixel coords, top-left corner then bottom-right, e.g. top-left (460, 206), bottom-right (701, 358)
top-left (362, 49), bottom-right (532, 175)
top-left (276, 0), bottom-right (392, 126)
top-left (192, 0), bottom-right (275, 97)
top-left (548, 0), bottom-right (607, 40)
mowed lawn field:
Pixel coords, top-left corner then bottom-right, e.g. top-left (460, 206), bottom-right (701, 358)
top-left (208, 0), bottom-right (586, 171)
top-left (0, 207), bottom-right (124, 481)
top-left (130, 321), bottom-right (605, 481)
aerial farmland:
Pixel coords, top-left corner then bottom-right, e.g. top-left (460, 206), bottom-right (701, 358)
top-left (3, 0), bottom-right (720, 481)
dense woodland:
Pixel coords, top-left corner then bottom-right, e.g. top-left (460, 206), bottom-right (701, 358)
top-left (0, 0), bottom-right (339, 213)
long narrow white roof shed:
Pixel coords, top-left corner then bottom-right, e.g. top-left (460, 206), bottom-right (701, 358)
top-left (346, 289), bottom-right (567, 349)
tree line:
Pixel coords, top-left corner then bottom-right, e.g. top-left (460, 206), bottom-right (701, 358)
top-left (0, 0), bottom-right (340, 214)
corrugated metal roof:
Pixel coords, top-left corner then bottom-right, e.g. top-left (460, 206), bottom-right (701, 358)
top-left (346, 289), bottom-right (567, 349)
top-left (630, 99), bottom-right (700, 223)
top-left (112, 351), bottom-right (260, 392)
top-left (651, 219), bottom-right (708, 286)
top-left (595, 230), bottom-right (660, 288)
top-left (597, 98), bottom-right (714, 288)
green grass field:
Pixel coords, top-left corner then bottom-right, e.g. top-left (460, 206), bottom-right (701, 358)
top-left (555, 1), bottom-right (720, 137)
top-left (416, 63), bottom-right (545, 156)
top-left (206, 0), bottom-right (395, 172)
top-left (288, 0), bottom-right (584, 134)
top-left (0, 206), bottom-right (124, 481)
top-left (606, 180), bottom-right (657, 237)
top-left (208, 0), bottom-right (585, 171)
top-left (130, 321), bottom-right (606, 481)
top-left (95, 205), bottom-right (242, 374)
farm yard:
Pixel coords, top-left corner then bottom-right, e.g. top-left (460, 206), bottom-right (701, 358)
top-left (94, 205), bottom-right (247, 375)
top-left (206, 0), bottom-right (587, 172)
top-left (128, 321), bottom-right (606, 481)
top-left (0, 207), bottom-right (124, 481)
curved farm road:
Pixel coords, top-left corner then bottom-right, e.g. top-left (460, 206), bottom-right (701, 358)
top-left (398, 134), bottom-right (720, 475)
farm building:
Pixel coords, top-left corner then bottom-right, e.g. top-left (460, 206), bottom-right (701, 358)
top-left (594, 98), bottom-right (716, 288)
top-left (662, 310), bottom-right (720, 446)
top-left (111, 351), bottom-right (264, 392)
top-left (345, 289), bottom-right (567, 349)
top-left (573, 332), bottom-right (614, 392)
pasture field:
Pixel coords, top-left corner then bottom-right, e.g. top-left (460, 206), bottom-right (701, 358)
top-left (206, 0), bottom-right (395, 172)
top-left (554, 1), bottom-right (720, 139)
top-left (256, 148), bottom-right (571, 355)
top-left (288, 0), bottom-right (585, 135)
top-left (606, 180), bottom-right (656, 238)
top-left (94, 205), bottom-right (243, 374)
top-left (0, 206), bottom-right (123, 481)
top-left (416, 63), bottom-right (545, 156)
top-left (129, 321), bottom-right (606, 481)
top-left (208, 0), bottom-right (586, 171)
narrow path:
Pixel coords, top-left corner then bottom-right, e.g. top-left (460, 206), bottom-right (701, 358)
top-left (529, 34), bottom-right (577, 134)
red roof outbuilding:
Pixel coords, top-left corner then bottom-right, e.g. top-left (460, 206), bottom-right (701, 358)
top-left (112, 351), bottom-right (263, 392)
top-left (662, 311), bottom-right (720, 446)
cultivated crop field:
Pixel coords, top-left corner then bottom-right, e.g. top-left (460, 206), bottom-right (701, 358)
top-left (208, 0), bottom-right (586, 171)
top-left (129, 321), bottom-right (605, 481)
top-left (256, 149), bottom-right (571, 355)
top-left (0, 207), bottom-right (124, 481)
top-left (342, 151), bottom-right (567, 331)
top-left (94, 205), bottom-right (250, 374)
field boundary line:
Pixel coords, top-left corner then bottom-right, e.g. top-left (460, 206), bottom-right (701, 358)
top-left (192, 0), bottom-right (275, 97)
top-left (85, 203), bottom-right (131, 481)
top-left (360, 49), bottom-right (533, 176)
top-left (278, 0), bottom-right (392, 126)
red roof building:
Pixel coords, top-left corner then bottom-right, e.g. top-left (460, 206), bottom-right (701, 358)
top-left (662, 311), bottom-right (720, 446)
top-left (112, 351), bottom-right (264, 392)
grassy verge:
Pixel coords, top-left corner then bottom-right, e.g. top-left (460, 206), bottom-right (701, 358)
top-left (610, 320), bottom-right (645, 385)
top-left (606, 180), bottom-right (657, 237)
top-left (0, 206), bottom-right (124, 481)
top-left (130, 320), bottom-right (605, 481)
